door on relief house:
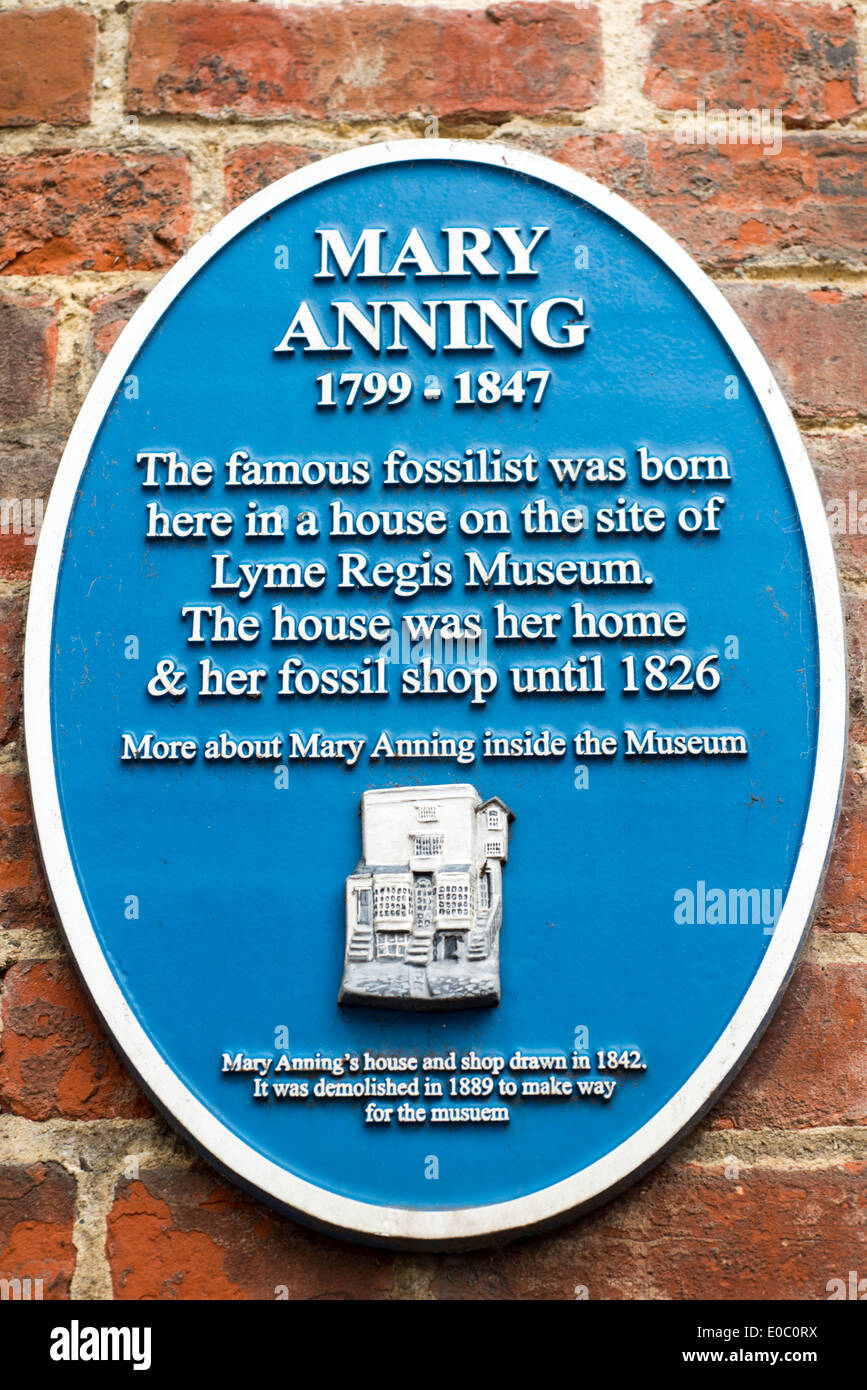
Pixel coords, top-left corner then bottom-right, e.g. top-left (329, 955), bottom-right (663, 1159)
top-left (415, 876), bottom-right (433, 932)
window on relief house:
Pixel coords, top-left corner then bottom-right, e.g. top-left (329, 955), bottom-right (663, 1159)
top-left (374, 884), bottom-right (411, 919)
top-left (487, 807), bottom-right (501, 829)
top-left (377, 932), bottom-right (406, 959)
top-left (417, 805), bottom-right (438, 822)
top-left (485, 841), bottom-right (503, 858)
top-left (438, 881), bottom-right (470, 917)
top-left (479, 873), bottom-right (490, 911)
top-left (414, 834), bottom-right (444, 857)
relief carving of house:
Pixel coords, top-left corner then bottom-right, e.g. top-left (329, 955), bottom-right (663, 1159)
top-left (339, 784), bottom-right (514, 1010)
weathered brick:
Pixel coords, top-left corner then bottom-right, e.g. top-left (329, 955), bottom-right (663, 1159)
top-left (809, 433), bottom-right (867, 581)
top-left (0, 1162), bottom-right (76, 1299)
top-left (0, 959), bottom-right (152, 1120)
top-left (846, 592), bottom-right (867, 719)
top-left (0, 293), bottom-right (57, 425)
top-left (0, 8), bottom-right (96, 128)
top-left (106, 1168), bottom-right (392, 1299)
top-left (0, 150), bottom-right (191, 275)
top-left (643, 0), bottom-right (863, 125)
top-left (128, 2), bottom-right (602, 120)
top-left (0, 768), bottom-right (52, 931)
top-left (721, 285), bottom-right (867, 420)
top-left (0, 438), bottom-right (55, 586)
top-left (0, 483), bottom-right (48, 582)
top-left (224, 143), bottom-right (329, 210)
top-left (84, 286), bottom-right (149, 392)
top-left (0, 440), bottom-right (60, 511)
top-left (0, 531), bottom-right (34, 583)
top-left (0, 592), bottom-right (24, 747)
top-left (709, 963), bottom-right (866, 1129)
top-left (818, 769), bottom-right (867, 933)
top-left (545, 132), bottom-right (867, 270)
top-left (432, 1161), bottom-right (866, 1299)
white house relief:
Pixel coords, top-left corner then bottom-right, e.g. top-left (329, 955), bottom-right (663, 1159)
top-left (340, 784), bottom-right (514, 1010)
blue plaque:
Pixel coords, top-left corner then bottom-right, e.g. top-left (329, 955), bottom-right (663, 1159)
top-left (25, 142), bottom-right (846, 1245)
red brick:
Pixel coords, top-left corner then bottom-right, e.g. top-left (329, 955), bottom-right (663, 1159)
top-left (0, 531), bottom-right (36, 583)
top-left (846, 592), bottom-right (867, 719)
top-left (0, 1162), bottom-right (76, 1299)
top-left (721, 284), bottom-right (867, 420)
top-left (0, 441), bottom-right (54, 585)
top-left (809, 433), bottom-right (867, 581)
top-left (709, 963), bottom-right (866, 1129)
top-left (106, 1168), bottom-right (392, 1299)
top-left (643, 0), bottom-right (863, 125)
top-left (224, 143), bottom-right (328, 210)
top-left (0, 768), bottom-right (52, 932)
top-left (85, 286), bottom-right (149, 388)
top-left (128, 2), bottom-right (602, 120)
top-left (432, 1161), bottom-right (867, 1299)
top-left (546, 132), bottom-right (867, 271)
top-left (0, 441), bottom-right (60, 513)
top-left (0, 150), bottom-right (191, 275)
top-left (0, 592), bottom-right (24, 746)
top-left (0, 293), bottom-right (57, 425)
top-left (0, 8), bottom-right (96, 128)
top-left (0, 960), bottom-right (152, 1120)
top-left (818, 769), bottom-right (867, 933)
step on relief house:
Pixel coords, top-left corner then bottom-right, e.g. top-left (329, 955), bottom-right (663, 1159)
top-left (340, 784), bottom-right (514, 1009)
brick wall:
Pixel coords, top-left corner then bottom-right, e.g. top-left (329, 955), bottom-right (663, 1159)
top-left (0, 0), bottom-right (864, 1301)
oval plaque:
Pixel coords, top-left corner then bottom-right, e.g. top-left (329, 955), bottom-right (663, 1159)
top-left (26, 142), bottom-right (846, 1245)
